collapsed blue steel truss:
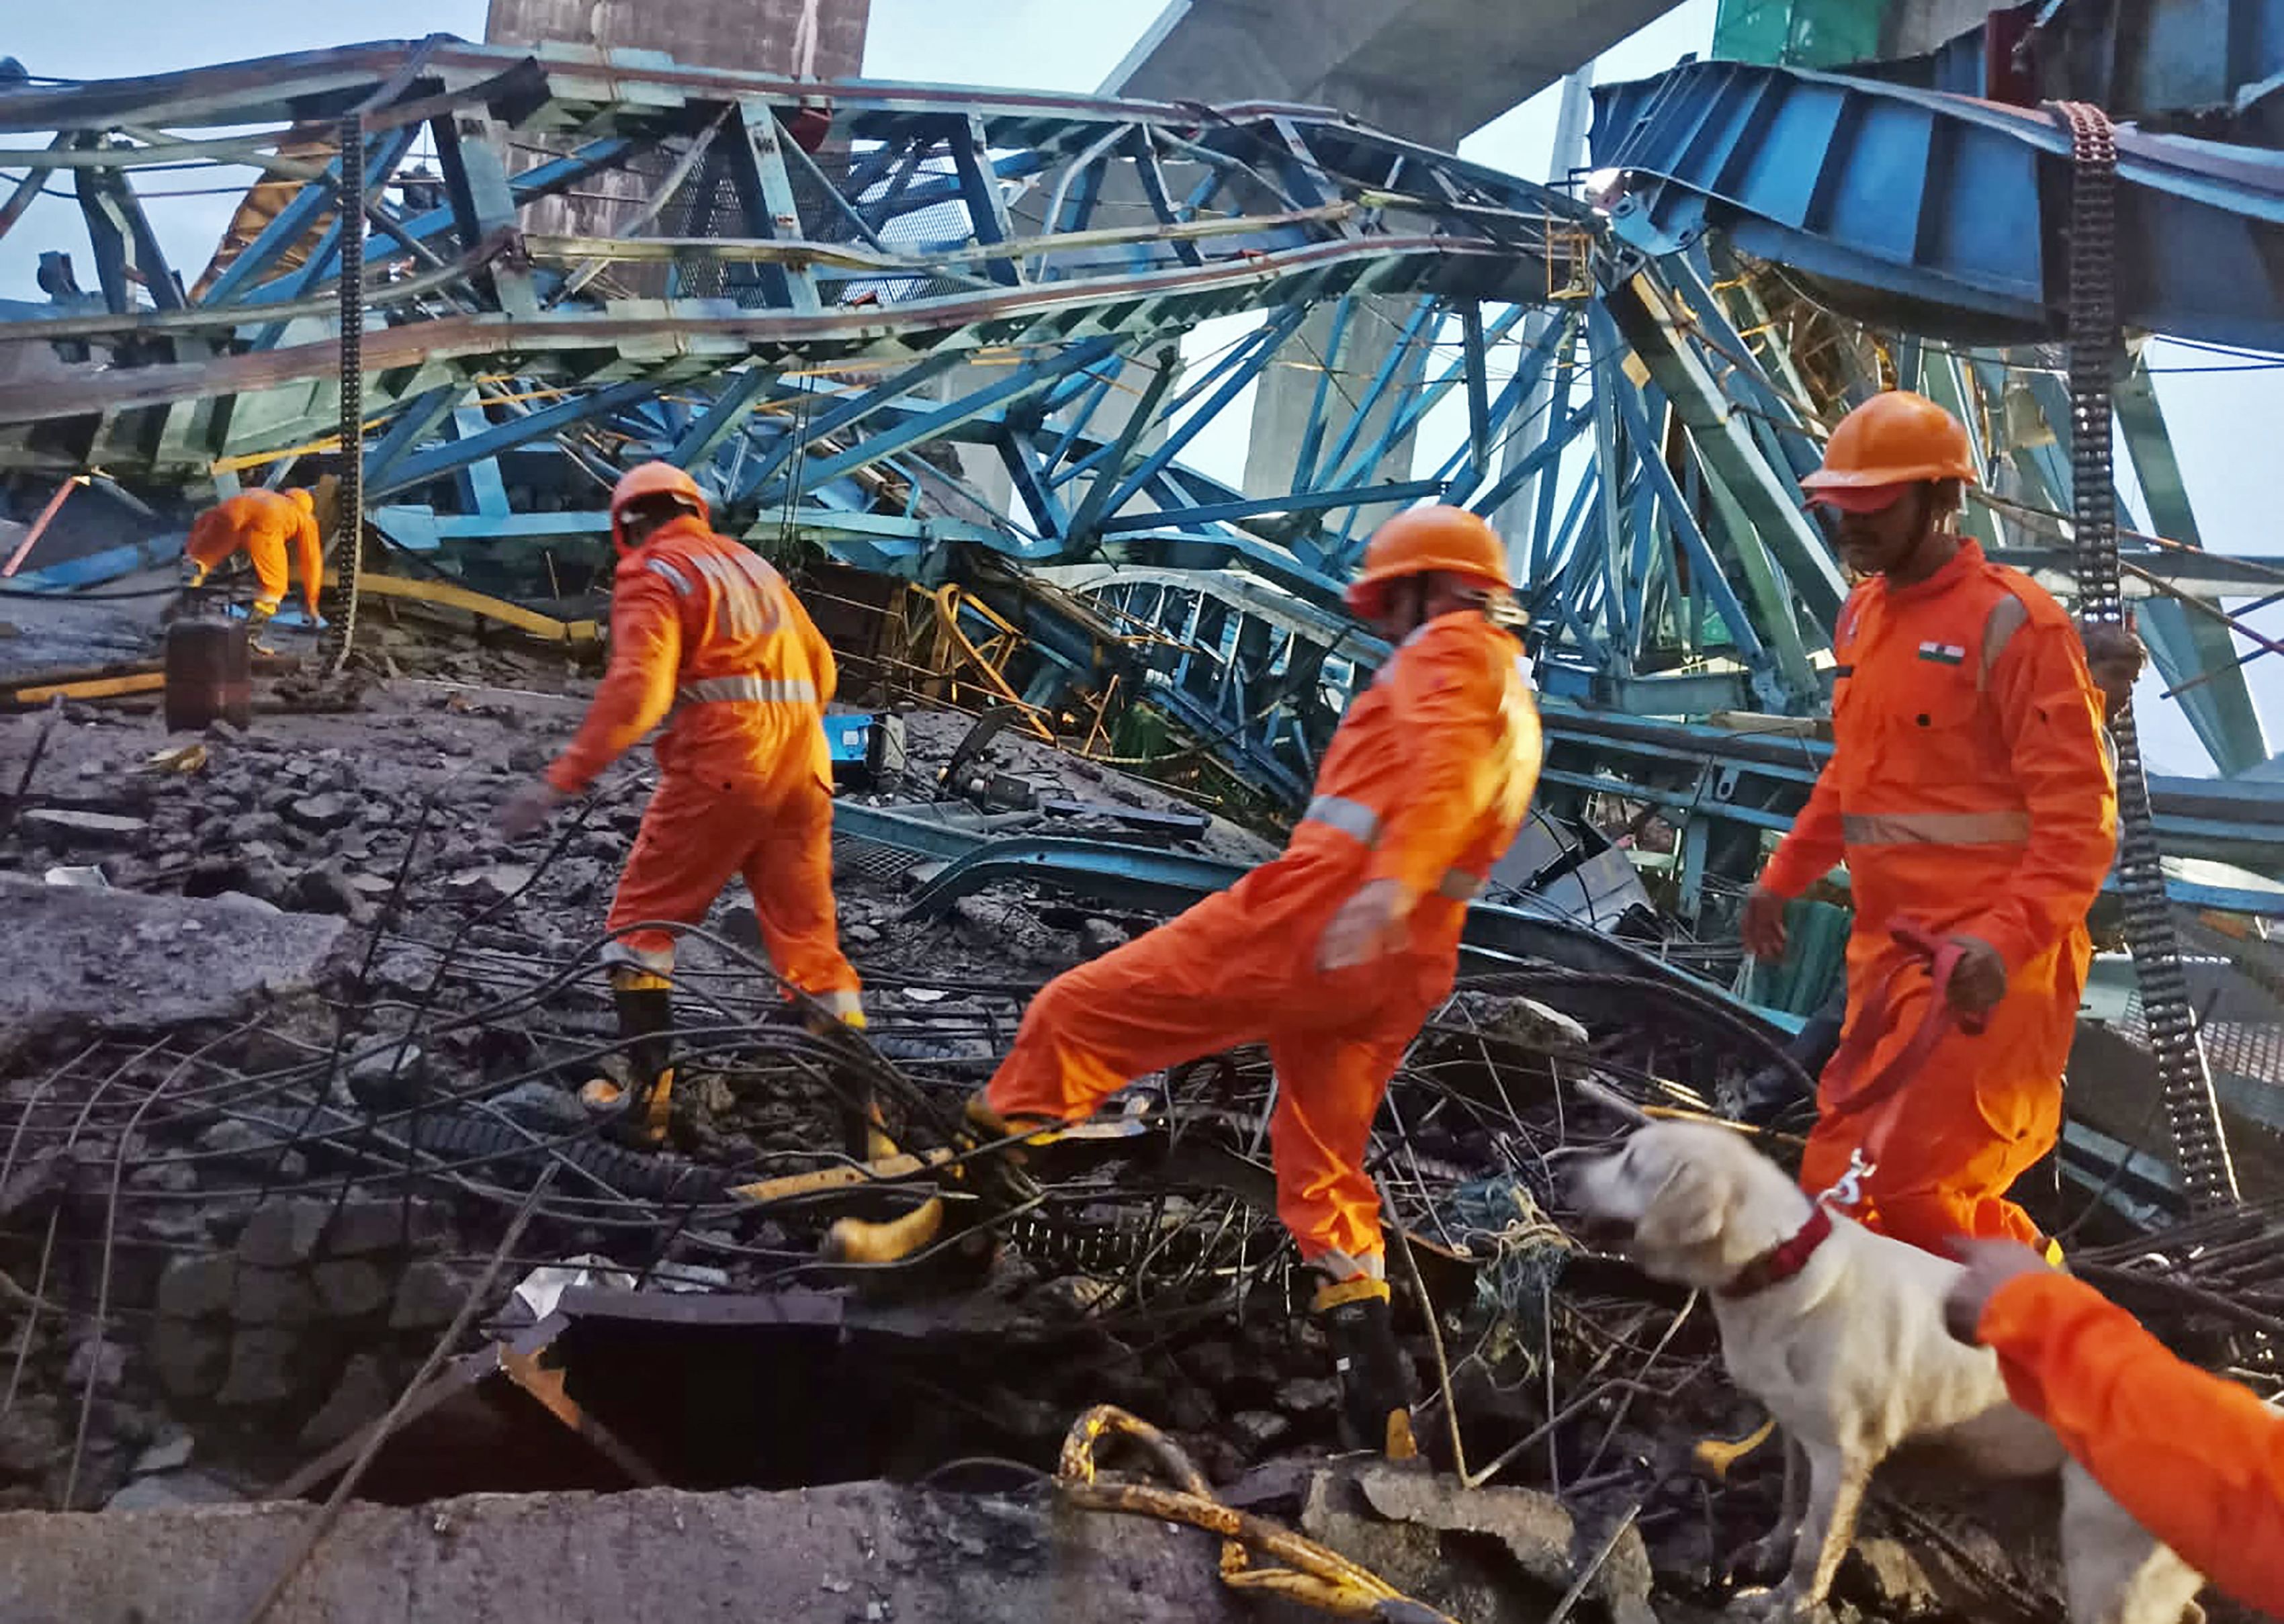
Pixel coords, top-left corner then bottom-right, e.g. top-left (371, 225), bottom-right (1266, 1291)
top-left (0, 40), bottom-right (2277, 837)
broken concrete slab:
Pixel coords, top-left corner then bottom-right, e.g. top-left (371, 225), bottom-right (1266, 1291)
top-left (214, 1327), bottom-right (318, 1409)
top-left (235, 1198), bottom-right (331, 1269)
top-left (19, 807), bottom-right (148, 846)
top-left (389, 1258), bottom-right (477, 1330)
top-left (310, 1259), bottom-right (391, 1320)
top-left (230, 1267), bottom-right (316, 1328)
top-left (298, 1354), bottom-right (393, 1453)
top-left (149, 1323), bottom-right (228, 1401)
top-left (2, 1482), bottom-right (1278, 1623)
top-left (101, 1468), bottom-right (241, 1513)
top-left (1301, 1469), bottom-right (1520, 1623)
top-left (283, 792), bottom-right (355, 833)
top-left (0, 876), bottom-right (349, 1043)
top-left (156, 1255), bottom-right (236, 1320)
top-left (1352, 1464), bottom-right (1659, 1624)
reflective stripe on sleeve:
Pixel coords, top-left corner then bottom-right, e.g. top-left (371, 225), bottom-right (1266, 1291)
top-left (1303, 794), bottom-right (1382, 844)
top-left (1304, 795), bottom-right (1485, 901)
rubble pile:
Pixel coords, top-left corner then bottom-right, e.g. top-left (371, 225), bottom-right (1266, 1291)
top-left (0, 643), bottom-right (2235, 1624)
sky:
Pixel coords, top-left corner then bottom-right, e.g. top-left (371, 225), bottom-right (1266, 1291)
top-left (3, 0), bottom-right (2275, 775)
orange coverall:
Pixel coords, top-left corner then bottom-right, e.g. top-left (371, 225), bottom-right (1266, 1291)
top-left (985, 611), bottom-right (1541, 1271)
top-left (544, 514), bottom-right (860, 1016)
top-left (1978, 1269), bottom-right (2284, 1615)
top-left (184, 490), bottom-right (323, 616)
top-left (1762, 540), bottom-right (2115, 1251)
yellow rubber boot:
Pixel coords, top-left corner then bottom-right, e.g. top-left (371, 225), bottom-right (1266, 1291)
top-left (245, 599), bottom-right (279, 656)
top-left (820, 1095), bottom-right (1042, 1266)
top-left (823, 1196), bottom-right (947, 1265)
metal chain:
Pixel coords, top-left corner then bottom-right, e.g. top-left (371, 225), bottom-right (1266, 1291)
top-left (319, 115), bottom-right (366, 674)
top-left (2051, 100), bottom-right (2239, 1211)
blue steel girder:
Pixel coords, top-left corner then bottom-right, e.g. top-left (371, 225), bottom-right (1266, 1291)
top-left (1592, 58), bottom-right (2284, 351)
top-left (0, 38), bottom-right (2127, 809)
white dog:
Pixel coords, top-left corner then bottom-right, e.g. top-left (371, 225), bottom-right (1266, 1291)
top-left (1558, 1120), bottom-right (2203, 1623)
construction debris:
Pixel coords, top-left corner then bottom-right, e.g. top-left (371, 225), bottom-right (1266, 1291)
top-left (0, 607), bottom-right (2265, 1624)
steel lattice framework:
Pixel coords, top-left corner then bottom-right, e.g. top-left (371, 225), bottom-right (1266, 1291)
top-left (0, 41), bottom-right (1887, 762)
top-left (0, 40), bottom-right (2278, 810)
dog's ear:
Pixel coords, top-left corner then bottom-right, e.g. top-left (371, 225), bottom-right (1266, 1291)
top-left (1634, 1160), bottom-right (1729, 1252)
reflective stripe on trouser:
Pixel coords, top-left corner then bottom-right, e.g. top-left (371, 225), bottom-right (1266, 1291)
top-left (677, 675), bottom-right (820, 705)
top-left (1797, 926), bottom-right (2086, 1253)
top-left (984, 848), bottom-right (1456, 1267)
top-left (605, 766), bottom-right (860, 1002)
top-left (1839, 809), bottom-right (2033, 846)
top-left (1302, 795), bottom-right (1485, 902)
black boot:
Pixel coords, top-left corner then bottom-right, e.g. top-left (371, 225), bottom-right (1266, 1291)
top-left (1313, 1278), bottom-right (1417, 1459)
top-left (581, 973), bottom-right (676, 1145)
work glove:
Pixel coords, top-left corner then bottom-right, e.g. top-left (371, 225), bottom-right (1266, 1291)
top-left (496, 780), bottom-right (568, 840)
top-left (1942, 934), bottom-right (2008, 1019)
top-left (1316, 877), bottom-right (1414, 972)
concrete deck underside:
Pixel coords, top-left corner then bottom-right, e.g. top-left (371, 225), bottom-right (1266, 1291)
top-left (1108, 0), bottom-right (1686, 146)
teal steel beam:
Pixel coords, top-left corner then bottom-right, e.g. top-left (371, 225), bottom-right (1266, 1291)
top-left (2115, 360), bottom-right (2271, 775)
top-left (669, 367), bottom-right (775, 471)
top-left (1601, 264), bottom-right (1847, 629)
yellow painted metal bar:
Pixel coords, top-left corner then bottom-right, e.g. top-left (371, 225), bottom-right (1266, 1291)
top-left (7, 670), bottom-right (167, 705)
top-left (341, 570), bottom-right (599, 645)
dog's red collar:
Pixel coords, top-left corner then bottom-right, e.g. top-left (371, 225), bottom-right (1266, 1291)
top-left (1718, 1204), bottom-right (1834, 1300)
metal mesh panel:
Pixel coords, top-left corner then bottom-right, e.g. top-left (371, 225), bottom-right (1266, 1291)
top-left (829, 835), bottom-right (926, 884)
top-left (2114, 911), bottom-right (2284, 1103)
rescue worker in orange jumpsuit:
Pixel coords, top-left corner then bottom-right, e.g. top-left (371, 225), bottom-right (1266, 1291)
top-left (827, 506), bottom-right (1543, 1456)
top-left (496, 462), bottom-right (863, 1144)
top-left (1729, 614), bottom-right (2145, 1124)
top-left (1741, 391), bottom-right (2117, 1255)
top-left (1945, 1240), bottom-right (2284, 1616)
top-left (182, 487), bottom-right (323, 651)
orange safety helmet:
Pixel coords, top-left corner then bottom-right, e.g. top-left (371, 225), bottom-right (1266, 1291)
top-left (286, 488), bottom-right (316, 513)
top-left (609, 461), bottom-right (709, 553)
top-left (1801, 390), bottom-right (1978, 514)
top-left (1344, 504), bottom-right (1510, 618)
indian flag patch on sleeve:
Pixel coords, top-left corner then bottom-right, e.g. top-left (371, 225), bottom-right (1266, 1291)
top-left (1917, 641), bottom-right (1966, 666)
